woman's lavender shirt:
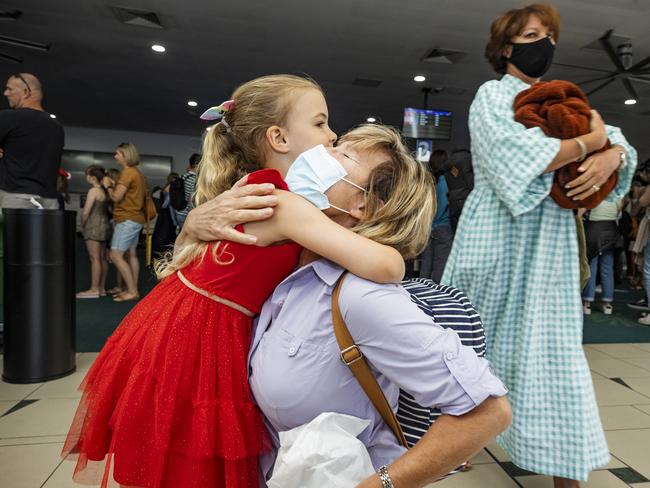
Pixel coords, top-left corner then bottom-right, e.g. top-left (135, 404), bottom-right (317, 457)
top-left (248, 259), bottom-right (507, 475)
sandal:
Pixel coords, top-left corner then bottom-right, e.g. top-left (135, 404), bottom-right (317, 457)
top-left (113, 292), bottom-right (140, 302)
top-left (76, 290), bottom-right (100, 299)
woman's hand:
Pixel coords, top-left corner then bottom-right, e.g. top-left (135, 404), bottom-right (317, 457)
top-left (180, 175), bottom-right (278, 245)
top-left (101, 176), bottom-right (114, 189)
top-left (545, 110), bottom-right (608, 173)
top-left (565, 148), bottom-right (620, 201)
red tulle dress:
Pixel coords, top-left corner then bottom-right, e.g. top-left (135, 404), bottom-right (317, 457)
top-left (63, 170), bottom-right (301, 488)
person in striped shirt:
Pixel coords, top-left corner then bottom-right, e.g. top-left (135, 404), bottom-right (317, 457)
top-left (399, 278), bottom-right (486, 449)
top-left (174, 153), bottom-right (200, 228)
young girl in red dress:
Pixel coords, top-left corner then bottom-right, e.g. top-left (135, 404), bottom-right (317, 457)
top-left (63, 74), bottom-right (405, 488)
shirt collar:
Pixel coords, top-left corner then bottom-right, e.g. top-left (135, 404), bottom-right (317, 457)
top-left (272, 258), bottom-right (345, 294)
top-left (249, 259), bottom-right (345, 370)
top-left (501, 73), bottom-right (532, 93)
top-left (311, 259), bottom-right (346, 287)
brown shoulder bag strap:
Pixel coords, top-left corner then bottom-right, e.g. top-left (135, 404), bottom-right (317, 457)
top-left (331, 272), bottom-right (409, 448)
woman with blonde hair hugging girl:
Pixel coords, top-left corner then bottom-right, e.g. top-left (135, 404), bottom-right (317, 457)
top-left (62, 74), bottom-right (405, 488)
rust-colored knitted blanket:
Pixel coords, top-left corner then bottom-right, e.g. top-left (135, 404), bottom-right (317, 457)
top-left (513, 79), bottom-right (615, 209)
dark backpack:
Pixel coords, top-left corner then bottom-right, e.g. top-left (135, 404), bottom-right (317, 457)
top-left (618, 210), bottom-right (635, 239)
top-left (169, 177), bottom-right (187, 211)
top-left (446, 150), bottom-right (474, 231)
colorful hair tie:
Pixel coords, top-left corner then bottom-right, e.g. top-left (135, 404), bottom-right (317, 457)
top-left (200, 99), bottom-right (235, 120)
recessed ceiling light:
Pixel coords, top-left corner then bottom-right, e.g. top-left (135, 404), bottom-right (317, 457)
top-left (151, 44), bottom-right (166, 53)
top-left (414, 75), bottom-right (426, 82)
top-left (187, 100), bottom-right (198, 107)
top-left (625, 98), bottom-right (637, 105)
top-left (49, 114), bottom-right (56, 119)
top-left (366, 116), bottom-right (377, 123)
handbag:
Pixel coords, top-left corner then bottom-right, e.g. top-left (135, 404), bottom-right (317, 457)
top-left (144, 190), bottom-right (158, 223)
top-left (575, 215), bottom-right (591, 290)
top-left (331, 272), bottom-right (409, 448)
top-left (143, 189), bottom-right (157, 266)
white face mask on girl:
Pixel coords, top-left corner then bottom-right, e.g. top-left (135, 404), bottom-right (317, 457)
top-left (285, 144), bottom-right (367, 215)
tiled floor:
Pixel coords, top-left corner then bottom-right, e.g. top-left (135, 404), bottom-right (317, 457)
top-left (2, 346), bottom-right (650, 487)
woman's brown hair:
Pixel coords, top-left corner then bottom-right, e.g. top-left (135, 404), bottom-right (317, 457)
top-left (485, 3), bottom-right (561, 74)
top-left (85, 164), bottom-right (106, 183)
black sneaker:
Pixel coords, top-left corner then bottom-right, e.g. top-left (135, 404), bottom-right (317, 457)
top-left (627, 298), bottom-right (650, 311)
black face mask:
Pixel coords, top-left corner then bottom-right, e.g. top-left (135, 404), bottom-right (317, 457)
top-left (507, 36), bottom-right (555, 78)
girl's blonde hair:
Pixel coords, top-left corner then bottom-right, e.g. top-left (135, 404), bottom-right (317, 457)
top-left (116, 142), bottom-right (140, 167)
top-left (155, 74), bottom-right (323, 278)
top-left (340, 124), bottom-right (436, 260)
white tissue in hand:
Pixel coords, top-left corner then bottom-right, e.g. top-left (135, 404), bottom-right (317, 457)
top-left (267, 412), bottom-right (375, 488)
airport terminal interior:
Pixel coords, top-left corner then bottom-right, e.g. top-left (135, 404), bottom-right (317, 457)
top-left (2, 1), bottom-right (650, 487)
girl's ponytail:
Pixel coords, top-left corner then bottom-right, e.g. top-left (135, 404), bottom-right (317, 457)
top-left (155, 74), bottom-right (322, 279)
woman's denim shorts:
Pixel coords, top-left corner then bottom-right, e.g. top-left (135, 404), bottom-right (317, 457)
top-left (111, 219), bottom-right (143, 251)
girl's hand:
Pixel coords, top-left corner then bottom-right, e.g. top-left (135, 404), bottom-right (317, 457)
top-left (565, 148), bottom-right (620, 201)
top-left (182, 175), bottom-right (278, 245)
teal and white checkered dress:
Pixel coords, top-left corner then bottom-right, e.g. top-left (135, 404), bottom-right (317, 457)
top-left (442, 74), bottom-right (637, 480)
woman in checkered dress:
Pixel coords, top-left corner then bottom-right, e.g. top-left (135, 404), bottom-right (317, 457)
top-left (442, 5), bottom-right (637, 486)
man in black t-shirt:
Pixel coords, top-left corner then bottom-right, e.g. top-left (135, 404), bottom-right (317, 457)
top-left (0, 73), bottom-right (64, 209)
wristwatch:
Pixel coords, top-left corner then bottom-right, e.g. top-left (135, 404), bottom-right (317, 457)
top-left (378, 465), bottom-right (394, 488)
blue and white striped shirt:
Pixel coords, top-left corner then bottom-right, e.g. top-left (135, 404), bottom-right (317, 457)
top-left (399, 278), bottom-right (486, 447)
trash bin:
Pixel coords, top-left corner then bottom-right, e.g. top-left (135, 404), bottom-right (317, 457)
top-left (2, 209), bottom-right (76, 383)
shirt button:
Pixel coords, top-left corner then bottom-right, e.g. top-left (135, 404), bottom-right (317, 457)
top-left (288, 341), bottom-right (300, 357)
top-left (445, 352), bottom-right (455, 361)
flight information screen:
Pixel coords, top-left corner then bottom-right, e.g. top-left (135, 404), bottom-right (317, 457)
top-left (402, 108), bottom-right (452, 140)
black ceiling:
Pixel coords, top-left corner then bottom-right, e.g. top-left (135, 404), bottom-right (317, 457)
top-left (1, 0), bottom-right (649, 154)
